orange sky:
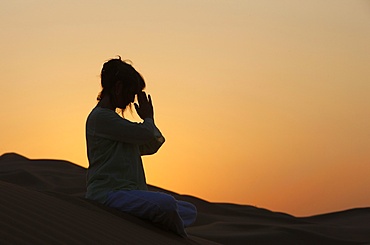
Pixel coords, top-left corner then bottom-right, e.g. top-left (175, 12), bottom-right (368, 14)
top-left (1, 0), bottom-right (369, 216)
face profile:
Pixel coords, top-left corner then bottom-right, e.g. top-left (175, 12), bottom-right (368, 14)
top-left (97, 57), bottom-right (146, 112)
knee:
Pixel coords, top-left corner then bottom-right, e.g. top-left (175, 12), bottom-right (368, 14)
top-left (155, 193), bottom-right (178, 213)
top-left (184, 201), bottom-right (197, 214)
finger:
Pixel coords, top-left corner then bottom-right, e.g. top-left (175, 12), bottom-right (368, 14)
top-left (148, 94), bottom-right (152, 105)
top-left (134, 103), bottom-right (140, 111)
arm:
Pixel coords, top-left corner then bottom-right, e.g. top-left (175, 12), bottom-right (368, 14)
top-left (135, 92), bottom-right (165, 155)
top-left (92, 110), bottom-right (160, 144)
top-left (90, 92), bottom-right (164, 146)
top-left (88, 92), bottom-right (158, 145)
top-left (139, 123), bottom-right (165, 155)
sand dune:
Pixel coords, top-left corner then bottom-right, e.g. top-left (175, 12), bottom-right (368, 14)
top-left (0, 153), bottom-right (369, 245)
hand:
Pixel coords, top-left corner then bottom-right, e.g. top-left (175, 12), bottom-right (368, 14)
top-left (134, 91), bottom-right (154, 120)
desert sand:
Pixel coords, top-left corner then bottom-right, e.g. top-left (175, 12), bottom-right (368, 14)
top-left (0, 153), bottom-right (369, 245)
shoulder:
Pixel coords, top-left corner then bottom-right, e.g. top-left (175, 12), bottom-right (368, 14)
top-left (89, 107), bottom-right (137, 127)
top-left (88, 107), bottom-right (118, 120)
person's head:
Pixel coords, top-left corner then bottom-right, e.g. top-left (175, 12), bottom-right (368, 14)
top-left (97, 56), bottom-right (145, 110)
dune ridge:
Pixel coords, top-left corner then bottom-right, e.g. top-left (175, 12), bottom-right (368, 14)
top-left (0, 153), bottom-right (369, 245)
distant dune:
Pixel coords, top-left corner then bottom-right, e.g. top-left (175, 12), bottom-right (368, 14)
top-left (0, 153), bottom-right (369, 245)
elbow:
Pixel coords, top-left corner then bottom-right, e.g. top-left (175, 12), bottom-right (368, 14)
top-left (140, 147), bottom-right (159, 156)
top-left (140, 136), bottom-right (165, 156)
top-left (157, 136), bottom-right (165, 144)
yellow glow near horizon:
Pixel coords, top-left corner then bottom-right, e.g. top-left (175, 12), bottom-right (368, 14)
top-left (1, 0), bottom-right (369, 216)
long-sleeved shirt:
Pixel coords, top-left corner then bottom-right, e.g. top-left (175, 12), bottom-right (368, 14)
top-left (85, 106), bottom-right (165, 203)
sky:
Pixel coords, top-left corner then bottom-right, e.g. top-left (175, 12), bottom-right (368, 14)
top-left (1, 0), bottom-right (369, 216)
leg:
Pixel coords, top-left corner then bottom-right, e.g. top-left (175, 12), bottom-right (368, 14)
top-left (177, 200), bottom-right (197, 227)
top-left (105, 190), bottom-right (187, 236)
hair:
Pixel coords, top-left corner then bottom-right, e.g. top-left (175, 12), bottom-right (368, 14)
top-left (97, 56), bottom-right (146, 107)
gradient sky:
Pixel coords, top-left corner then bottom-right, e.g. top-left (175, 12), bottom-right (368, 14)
top-left (1, 0), bottom-right (369, 216)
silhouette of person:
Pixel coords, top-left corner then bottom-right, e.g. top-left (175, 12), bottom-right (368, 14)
top-left (85, 57), bottom-right (197, 236)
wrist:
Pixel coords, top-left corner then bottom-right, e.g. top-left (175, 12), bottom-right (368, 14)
top-left (144, 117), bottom-right (154, 123)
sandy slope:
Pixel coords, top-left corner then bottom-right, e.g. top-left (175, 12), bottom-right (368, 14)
top-left (0, 153), bottom-right (369, 245)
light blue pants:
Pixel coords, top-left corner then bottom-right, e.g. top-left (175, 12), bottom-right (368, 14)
top-left (105, 190), bottom-right (197, 237)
